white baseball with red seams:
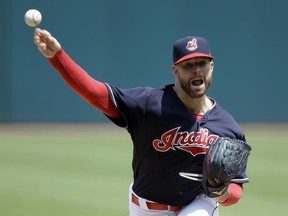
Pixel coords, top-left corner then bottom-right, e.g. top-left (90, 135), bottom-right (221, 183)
top-left (24, 9), bottom-right (42, 27)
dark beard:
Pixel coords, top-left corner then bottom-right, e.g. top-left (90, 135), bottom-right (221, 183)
top-left (180, 78), bottom-right (212, 98)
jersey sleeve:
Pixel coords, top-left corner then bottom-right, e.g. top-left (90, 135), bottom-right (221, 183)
top-left (104, 84), bottom-right (151, 128)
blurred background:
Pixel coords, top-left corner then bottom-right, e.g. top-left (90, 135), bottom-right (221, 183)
top-left (1, 0), bottom-right (288, 216)
top-left (1, 0), bottom-right (288, 122)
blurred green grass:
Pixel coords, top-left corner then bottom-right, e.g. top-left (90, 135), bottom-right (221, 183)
top-left (0, 123), bottom-right (132, 216)
top-left (0, 123), bottom-right (287, 216)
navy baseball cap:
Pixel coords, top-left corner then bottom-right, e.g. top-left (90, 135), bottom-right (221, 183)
top-left (173, 36), bottom-right (214, 64)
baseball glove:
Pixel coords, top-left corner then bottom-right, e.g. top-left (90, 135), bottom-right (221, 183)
top-left (202, 137), bottom-right (252, 198)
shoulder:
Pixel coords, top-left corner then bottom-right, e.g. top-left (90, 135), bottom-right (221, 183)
top-left (207, 99), bottom-right (245, 140)
top-left (105, 84), bottom-right (174, 101)
top-left (210, 100), bottom-right (238, 123)
top-left (104, 84), bottom-right (175, 125)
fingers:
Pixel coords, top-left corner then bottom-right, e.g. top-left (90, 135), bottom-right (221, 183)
top-left (37, 43), bottom-right (48, 54)
top-left (34, 28), bottom-right (51, 36)
top-left (34, 28), bottom-right (49, 44)
top-left (33, 28), bottom-right (61, 58)
top-left (208, 178), bottom-right (222, 186)
top-left (34, 28), bottom-right (52, 47)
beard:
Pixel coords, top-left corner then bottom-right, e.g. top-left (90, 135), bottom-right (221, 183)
top-left (179, 75), bottom-right (212, 98)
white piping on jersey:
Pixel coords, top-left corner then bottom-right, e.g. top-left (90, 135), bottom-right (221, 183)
top-left (231, 178), bottom-right (249, 183)
top-left (105, 83), bottom-right (129, 129)
top-left (179, 172), bottom-right (203, 182)
top-left (179, 172), bottom-right (249, 183)
top-left (207, 96), bottom-right (216, 110)
top-left (105, 83), bottom-right (118, 108)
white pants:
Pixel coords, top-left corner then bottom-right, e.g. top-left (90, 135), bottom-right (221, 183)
top-left (129, 185), bottom-right (219, 216)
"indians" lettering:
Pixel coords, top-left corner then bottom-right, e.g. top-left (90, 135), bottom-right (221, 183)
top-left (152, 127), bottom-right (218, 156)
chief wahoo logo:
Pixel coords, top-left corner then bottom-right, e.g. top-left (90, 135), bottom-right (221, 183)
top-left (186, 38), bottom-right (198, 51)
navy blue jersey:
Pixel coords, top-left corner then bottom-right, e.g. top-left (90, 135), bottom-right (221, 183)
top-left (105, 84), bottom-right (248, 206)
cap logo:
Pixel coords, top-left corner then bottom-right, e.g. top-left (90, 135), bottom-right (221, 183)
top-left (186, 38), bottom-right (198, 51)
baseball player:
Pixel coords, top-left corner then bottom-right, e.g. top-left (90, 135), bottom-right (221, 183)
top-left (33, 28), bottom-right (250, 216)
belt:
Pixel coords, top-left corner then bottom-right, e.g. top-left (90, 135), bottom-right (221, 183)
top-left (131, 193), bottom-right (182, 212)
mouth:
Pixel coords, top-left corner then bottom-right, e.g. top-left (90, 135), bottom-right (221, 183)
top-left (191, 78), bottom-right (204, 86)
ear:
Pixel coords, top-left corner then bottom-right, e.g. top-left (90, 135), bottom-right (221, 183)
top-left (210, 61), bottom-right (214, 74)
top-left (172, 65), bottom-right (177, 75)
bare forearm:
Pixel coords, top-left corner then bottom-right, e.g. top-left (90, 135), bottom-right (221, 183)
top-left (214, 183), bottom-right (243, 206)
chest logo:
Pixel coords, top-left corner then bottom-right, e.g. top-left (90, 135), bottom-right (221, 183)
top-left (152, 127), bottom-right (218, 156)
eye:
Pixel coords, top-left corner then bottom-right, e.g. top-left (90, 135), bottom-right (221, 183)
top-left (180, 60), bottom-right (209, 70)
top-left (182, 63), bottom-right (194, 69)
top-left (198, 61), bottom-right (208, 67)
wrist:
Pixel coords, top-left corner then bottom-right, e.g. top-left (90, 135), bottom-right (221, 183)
top-left (214, 189), bottom-right (230, 203)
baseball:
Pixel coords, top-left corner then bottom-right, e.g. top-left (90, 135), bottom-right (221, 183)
top-left (24, 9), bottom-right (42, 27)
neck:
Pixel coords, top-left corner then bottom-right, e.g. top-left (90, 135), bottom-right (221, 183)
top-left (173, 86), bottom-right (213, 114)
top-left (186, 96), bottom-right (212, 114)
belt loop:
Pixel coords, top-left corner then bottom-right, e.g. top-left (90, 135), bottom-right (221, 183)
top-left (130, 185), bottom-right (150, 211)
top-left (138, 197), bottom-right (149, 210)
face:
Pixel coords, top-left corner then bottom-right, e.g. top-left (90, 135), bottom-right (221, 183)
top-left (173, 57), bottom-right (214, 98)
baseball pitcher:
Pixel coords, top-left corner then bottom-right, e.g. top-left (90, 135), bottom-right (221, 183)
top-left (33, 28), bottom-right (251, 216)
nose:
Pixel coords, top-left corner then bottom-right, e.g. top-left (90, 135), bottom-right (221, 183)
top-left (192, 64), bottom-right (202, 73)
